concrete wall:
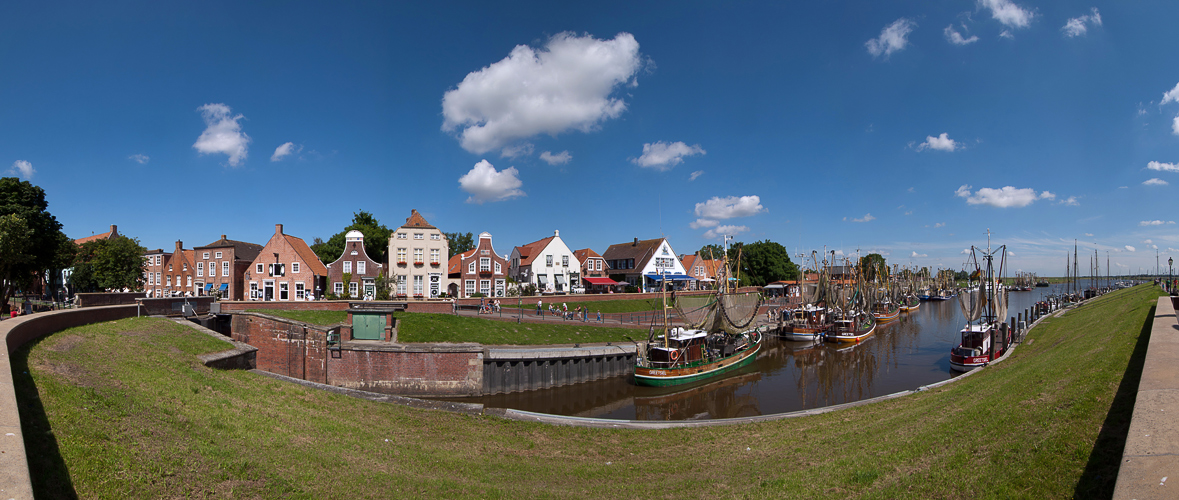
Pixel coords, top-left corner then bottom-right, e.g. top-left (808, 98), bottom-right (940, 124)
top-left (0, 305), bottom-right (140, 499)
top-left (75, 292), bottom-right (143, 307)
top-left (135, 297), bottom-right (214, 316)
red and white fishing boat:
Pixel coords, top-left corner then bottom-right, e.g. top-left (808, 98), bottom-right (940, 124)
top-left (949, 238), bottom-right (1011, 372)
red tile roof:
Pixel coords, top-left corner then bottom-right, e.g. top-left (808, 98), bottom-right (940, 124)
top-left (447, 249), bottom-right (477, 275)
top-left (400, 209), bottom-right (437, 230)
top-left (74, 224), bottom-right (119, 245)
top-left (573, 248), bottom-right (602, 262)
top-left (283, 234), bottom-right (329, 275)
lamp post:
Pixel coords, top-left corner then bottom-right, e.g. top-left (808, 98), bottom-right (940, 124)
top-left (1169, 257), bottom-right (1173, 294)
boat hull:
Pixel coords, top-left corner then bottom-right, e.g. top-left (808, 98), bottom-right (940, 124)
top-left (634, 334), bottom-right (763, 387)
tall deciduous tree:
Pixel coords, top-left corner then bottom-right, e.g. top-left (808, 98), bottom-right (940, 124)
top-left (0, 178), bottom-right (71, 313)
top-left (733, 240), bottom-right (799, 287)
top-left (858, 253), bottom-right (887, 282)
top-left (70, 236), bottom-right (148, 292)
top-left (445, 232), bottom-right (474, 258)
top-left (311, 211), bottom-right (392, 264)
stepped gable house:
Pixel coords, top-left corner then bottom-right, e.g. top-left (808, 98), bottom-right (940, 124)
top-left (388, 209), bottom-right (448, 298)
top-left (326, 230), bottom-right (384, 299)
top-left (193, 234), bottom-right (263, 300)
top-left (446, 231), bottom-right (509, 298)
top-left (601, 237), bottom-right (689, 292)
top-left (509, 230), bottom-right (581, 294)
top-left (244, 224), bottom-right (327, 301)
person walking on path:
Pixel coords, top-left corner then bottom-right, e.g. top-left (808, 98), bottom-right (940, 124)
top-left (597, 310), bottom-right (602, 323)
top-left (537, 299), bottom-right (542, 316)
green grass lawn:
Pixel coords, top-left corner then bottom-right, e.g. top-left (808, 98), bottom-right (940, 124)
top-left (501, 297), bottom-right (667, 313)
top-left (246, 309), bottom-right (639, 345)
top-left (18, 284), bottom-right (1163, 498)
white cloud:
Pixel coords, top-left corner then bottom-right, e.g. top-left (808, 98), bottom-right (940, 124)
top-left (538, 150), bottom-right (571, 165)
top-left (1008, 251), bottom-right (1015, 256)
top-left (1059, 196), bottom-right (1080, 206)
top-left (703, 225), bottom-right (749, 240)
top-left (8, 160), bottom-right (34, 179)
top-left (689, 218), bottom-right (719, 229)
top-left (1174, 116), bottom-right (1179, 136)
top-left (500, 143), bottom-right (534, 159)
top-left (1144, 178), bottom-right (1169, 186)
top-left (834, 250), bottom-right (846, 256)
top-left (1163, 82), bottom-right (1179, 105)
top-left (961, 248), bottom-right (971, 255)
top-left (441, 32), bottom-right (643, 154)
top-left (1143, 239), bottom-right (1154, 244)
top-left (934, 222), bottom-right (945, 228)
top-left (955, 185), bottom-right (1053, 208)
top-left (1125, 245), bottom-right (1136, 252)
top-left (457, 159), bottom-right (525, 204)
top-left (1140, 220), bottom-right (1176, 226)
top-left (1062, 8), bottom-right (1101, 37)
top-left (689, 170), bottom-right (704, 182)
top-left (911, 251), bottom-right (928, 258)
top-left (1084, 233), bottom-right (1094, 237)
top-left (270, 142), bottom-right (302, 162)
top-left (193, 103), bottom-right (250, 167)
top-left (128, 154), bottom-right (150, 164)
top-left (632, 141), bottom-right (705, 170)
top-left (1148, 161), bottom-right (1179, 172)
top-left (866, 18), bottom-right (917, 59)
top-left (852, 213), bottom-right (876, 223)
top-left (980, 0), bottom-right (1035, 29)
top-left (944, 25), bottom-right (979, 45)
top-left (916, 133), bottom-right (959, 152)
top-left (694, 195), bottom-right (766, 220)
top-left (999, 30), bottom-right (1014, 39)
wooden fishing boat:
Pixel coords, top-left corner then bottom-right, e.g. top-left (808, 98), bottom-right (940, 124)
top-left (949, 239), bottom-right (1012, 372)
top-left (872, 301), bottom-right (901, 321)
top-left (778, 304), bottom-right (829, 341)
top-left (826, 312), bottom-right (876, 343)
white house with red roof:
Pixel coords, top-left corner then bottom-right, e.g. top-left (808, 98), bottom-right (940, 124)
top-left (509, 230), bottom-right (581, 294)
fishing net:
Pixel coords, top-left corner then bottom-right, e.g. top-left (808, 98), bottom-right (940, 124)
top-left (958, 287), bottom-right (985, 322)
top-left (718, 292), bottom-right (763, 334)
top-left (675, 294), bottom-right (718, 330)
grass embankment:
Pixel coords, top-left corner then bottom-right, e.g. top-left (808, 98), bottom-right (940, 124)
top-left (20, 285), bottom-right (1163, 498)
top-left (246, 309), bottom-right (637, 345)
top-left (501, 297), bottom-right (665, 314)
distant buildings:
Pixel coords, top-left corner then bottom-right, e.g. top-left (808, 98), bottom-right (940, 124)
top-left (447, 231), bottom-right (508, 298)
top-left (388, 209), bottom-right (448, 298)
top-left (194, 235), bottom-right (263, 300)
top-left (243, 224), bottom-right (327, 301)
top-left (601, 237), bottom-right (689, 292)
top-left (510, 230), bottom-right (581, 294)
top-left (327, 230), bottom-right (384, 299)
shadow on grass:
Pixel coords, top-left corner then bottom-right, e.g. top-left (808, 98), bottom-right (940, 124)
top-left (12, 338), bottom-right (78, 500)
top-left (1072, 304), bottom-right (1155, 499)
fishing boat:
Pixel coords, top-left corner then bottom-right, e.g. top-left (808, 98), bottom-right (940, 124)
top-left (775, 251), bottom-right (833, 341)
top-left (949, 238), bottom-right (1012, 372)
top-left (825, 259), bottom-right (877, 343)
top-left (634, 242), bottom-right (764, 387)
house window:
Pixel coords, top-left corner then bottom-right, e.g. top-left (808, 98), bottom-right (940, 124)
top-left (343, 261), bottom-right (352, 273)
top-left (431, 234), bottom-right (440, 240)
top-left (222, 261), bottom-right (230, 276)
top-left (156, 272), bottom-right (161, 284)
top-left (357, 261), bottom-right (365, 274)
top-left (397, 248), bottom-right (407, 263)
top-left (215, 251), bottom-right (223, 259)
top-left (203, 252), bottom-right (209, 259)
top-left (413, 233), bottom-right (423, 240)
top-left (333, 282), bottom-right (343, 295)
top-left (182, 263), bottom-right (187, 271)
top-left (413, 275), bottom-right (423, 295)
top-left (187, 276), bottom-right (192, 287)
top-left (166, 276), bottom-right (172, 286)
top-left (348, 282), bottom-right (358, 298)
top-left (295, 282), bottom-right (305, 300)
top-left (396, 232), bottom-right (406, 239)
top-left (469, 262), bottom-right (476, 274)
top-left (279, 282), bottom-right (289, 301)
top-left (562, 255), bottom-right (569, 267)
top-left (396, 275), bottom-right (406, 295)
top-left (249, 282), bottom-right (258, 299)
top-left (197, 265), bottom-right (203, 277)
top-left (597, 260), bottom-right (603, 271)
top-left (430, 248), bottom-right (440, 264)
top-left (148, 273), bottom-right (154, 285)
top-left (494, 262), bottom-right (501, 274)
top-left (479, 258), bottom-right (490, 272)
top-left (256, 263), bottom-right (263, 274)
top-left (546, 255), bottom-right (553, 267)
top-left (168, 264), bottom-right (172, 271)
top-left (480, 280), bottom-right (490, 295)
top-left (465, 280), bottom-right (475, 296)
top-left (292, 262), bottom-right (300, 273)
top-left (413, 248), bottom-right (423, 263)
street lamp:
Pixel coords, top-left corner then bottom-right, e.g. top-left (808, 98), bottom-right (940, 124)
top-left (1169, 257), bottom-right (1173, 294)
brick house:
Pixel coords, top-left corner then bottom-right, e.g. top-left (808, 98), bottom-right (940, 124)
top-left (601, 237), bottom-right (689, 292)
top-left (142, 248), bottom-right (170, 297)
top-left (193, 235), bottom-right (263, 300)
top-left (326, 230), bottom-right (384, 299)
top-left (388, 209), bottom-right (449, 299)
top-left (243, 224), bottom-right (328, 301)
top-left (446, 232), bottom-right (508, 298)
top-left (509, 230), bottom-right (581, 294)
top-left (680, 252), bottom-right (722, 290)
top-left (574, 248), bottom-right (619, 293)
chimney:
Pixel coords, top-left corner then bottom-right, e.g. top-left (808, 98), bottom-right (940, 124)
top-left (110, 224), bottom-right (117, 235)
top-left (175, 241), bottom-right (183, 252)
top-left (554, 230), bottom-right (559, 237)
top-left (221, 234), bottom-right (227, 240)
top-left (276, 224), bottom-right (283, 235)
top-left (633, 237), bottom-right (638, 246)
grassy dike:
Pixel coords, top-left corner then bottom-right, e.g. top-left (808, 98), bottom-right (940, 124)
top-left (18, 285), bottom-right (1162, 498)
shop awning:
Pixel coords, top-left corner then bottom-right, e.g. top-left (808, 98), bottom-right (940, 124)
top-left (583, 277), bottom-right (619, 285)
top-left (555, 275), bottom-right (566, 285)
top-left (537, 274), bottom-right (548, 284)
top-left (204, 284), bottom-right (214, 291)
top-left (219, 283), bottom-right (229, 291)
top-left (645, 273), bottom-right (693, 281)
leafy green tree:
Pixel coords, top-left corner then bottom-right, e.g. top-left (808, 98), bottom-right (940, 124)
top-left (732, 240), bottom-right (799, 287)
top-left (0, 178), bottom-right (72, 313)
top-left (858, 253), bottom-right (887, 282)
top-left (311, 211), bottom-right (392, 264)
top-left (70, 236), bottom-right (148, 292)
top-left (697, 244), bottom-right (725, 260)
top-left (375, 272), bottom-right (391, 300)
top-left (445, 231), bottom-right (474, 258)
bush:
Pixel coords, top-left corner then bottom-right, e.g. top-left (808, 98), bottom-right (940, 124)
top-left (624, 285), bottom-right (639, 293)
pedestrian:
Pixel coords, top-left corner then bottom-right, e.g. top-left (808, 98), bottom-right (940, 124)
top-left (597, 310), bottom-right (602, 323)
top-left (537, 299), bottom-right (542, 316)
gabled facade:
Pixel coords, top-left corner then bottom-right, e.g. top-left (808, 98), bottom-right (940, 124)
top-left (142, 248), bottom-right (171, 297)
top-left (194, 234), bottom-right (263, 300)
top-left (388, 209), bottom-right (449, 299)
top-left (326, 230), bottom-right (384, 299)
top-left (601, 237), bottom-right (688, 292)
top-left (243, 224), bottom-right (328, 301)
top-left (680, 253), bottom-right (722, 290)
top-left (446, 232), bottom-right (508, 298)
top-left (75, 224), bottom-right (119, 245)
top-left (509, 230), bottom-right (581, 294)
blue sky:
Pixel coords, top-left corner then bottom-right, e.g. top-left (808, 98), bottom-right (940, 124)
top-left (4, 1), bottom-right (1178, 276)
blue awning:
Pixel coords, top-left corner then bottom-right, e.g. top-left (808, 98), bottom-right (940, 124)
top-left (645, 273), bottom-right (693, 281)
top-left (219, 283), bottom-right (229, 291)
top-left (204, 284), bottom-right (213, 291)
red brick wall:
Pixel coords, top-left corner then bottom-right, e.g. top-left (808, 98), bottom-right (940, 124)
top-left (231, 313), bottom-right (330, 384)
top-left (220, 300), bottom-right (454, 314)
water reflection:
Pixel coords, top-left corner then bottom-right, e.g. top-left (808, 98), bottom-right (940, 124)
top-left (446, 282), bottom-right (1114, 420)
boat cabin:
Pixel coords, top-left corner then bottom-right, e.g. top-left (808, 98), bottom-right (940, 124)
top-left (648, 328), bottom-right (708, 366)
top-left (953, 323), bottom-right (993, 358)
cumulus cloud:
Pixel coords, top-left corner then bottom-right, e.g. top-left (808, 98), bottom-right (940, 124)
top-left (1084, 233), bottom-right (1094, 237)
top-left (631, 141), bottom-right (705, 170)
top-left (689, 218), bottom-right (719, 229)
top-left (539, 150), bottom-right (571, 165)
top-left (999, 30), bottom-right (1014, 39)
top-left (851, 213), bottom-right (876, 223)
top-left (1062, 8), bottom-right (1102, 37)
top-left (703, 225), bottom-right (749, 240)
top-left (1163, 83), bottom-right (1179, 105)
top-left (955, 185), bottom-right (1055, 208)
top-left (916, 133), bottom-right (959, 152)
top-left (1143, 239), bottom-right (1154, 244)
top-left (961, 248), bottom-right (971, 255)
top-left (128, 154), bottom-right (150, 164)
top-left (689, 170), bottom-right (704, 181)
top-left (866, 18), bottom-right (917, 59)
top-left (694, 196), bottom-right (766, 220)
top-left (441, 32), bottom-right (643, 155)
top-left (934, 222), bottom-right (946, 228)
top-left (500, 143), bottom-right (534, 159)
top-left (193, 103), bottom-right (250, 166)
top-left (1125, 245), bottom-right (1136, 252)
top-left (980, 0), bottom-right (1035, 29)
top-left (1144, 178), bottom-right (1169, 186)
top-left (270, 142), bottom-right (302, 162)
top-left (944, 25), bottom-right (979, 45)
top-left (1059, 196), bottom-right (1080, 206)
top-left (1008, 251), bottom-right (1015, 256)
top-left (1139, 220), bottom-right (1177, 226)
top-left (8, 160), bottom-right (34, 179)
top-left (1148, 161), bottom-right (1179, 172)
top-left (458, 159), bottom-right (525, 204)
top-left (911, 251), bottom-right (928, 258)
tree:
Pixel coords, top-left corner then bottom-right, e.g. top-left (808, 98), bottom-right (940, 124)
top-left (0, 178), bottom-right (71, 313)
top-left (858, 253), bottom-right (887, 282)
top-left (311, 211), bottom-right (392, 264)
top-left (697, 244), bottom-right (725, 260)
top-left (70, 236), bottom-right (148, 292)
top-left (733, 240), bottom-right (799, 287)
top-left (445, 231), bottom-right (474, 258)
